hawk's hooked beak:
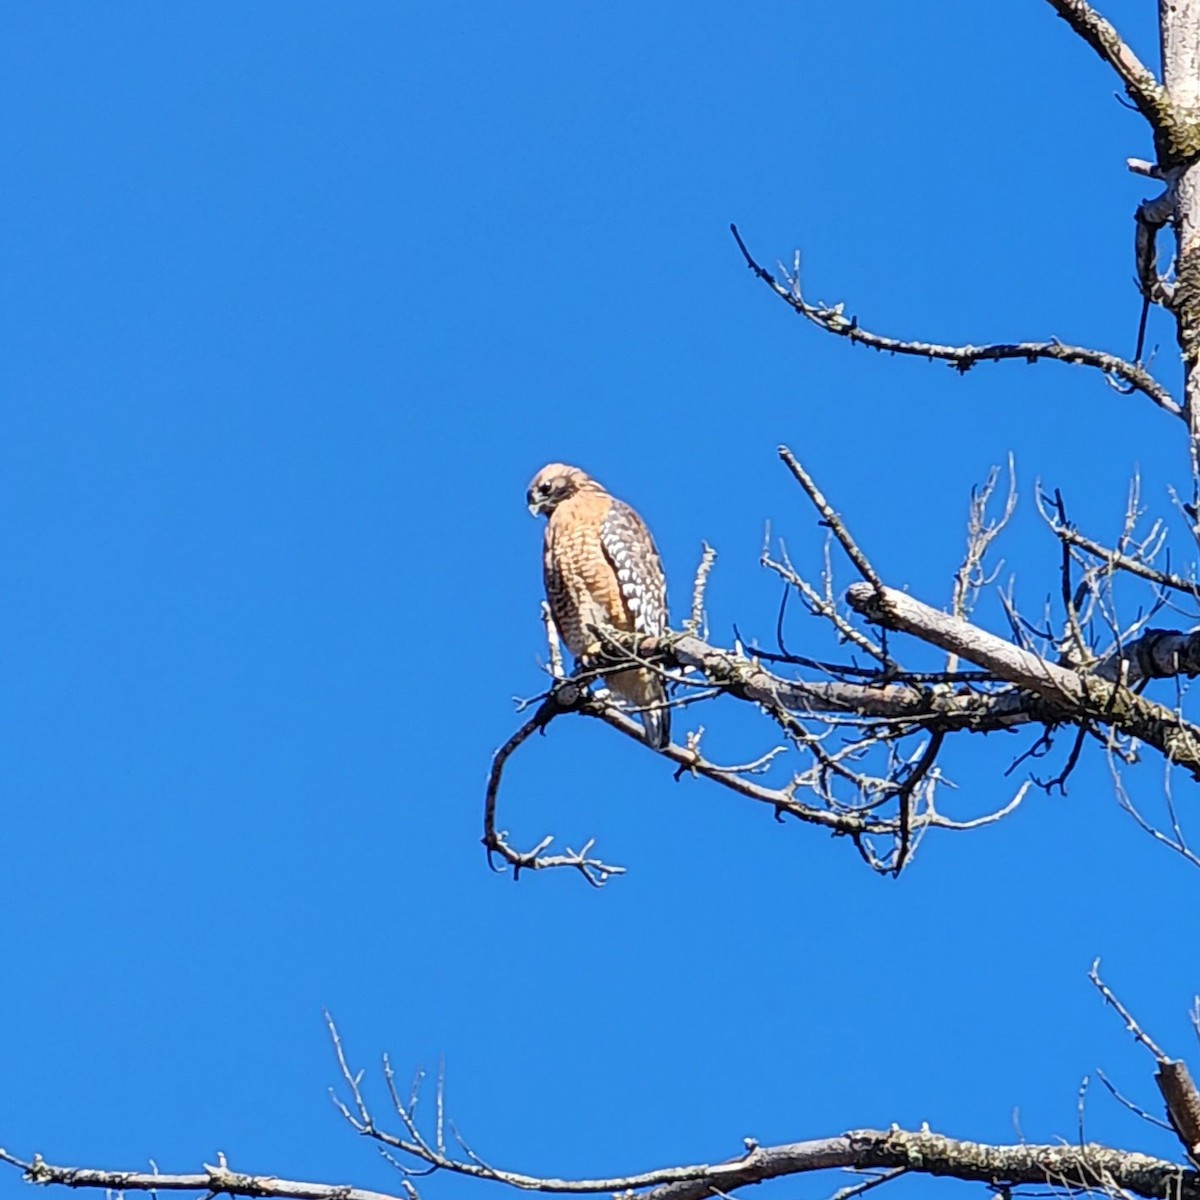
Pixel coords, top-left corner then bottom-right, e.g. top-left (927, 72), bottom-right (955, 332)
top-left (527, 494), bottom-right (547, 517)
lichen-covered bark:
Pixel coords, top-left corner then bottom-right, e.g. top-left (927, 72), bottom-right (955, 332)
top-left (844, 583), bottom-right (1200, 778)
top-left (1160, 3), bottom-right (1200, 464)
top-left (9, 1127), bottom-right (1199, 1200)
top-left (640, 1129), bottom-right (1200, 1200)
top-left (1174, 227), bottom-right (1200, 460)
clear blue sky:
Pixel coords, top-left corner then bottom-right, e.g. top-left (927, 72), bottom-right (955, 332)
top-left (0, 3), bottom-right (1195, 1198)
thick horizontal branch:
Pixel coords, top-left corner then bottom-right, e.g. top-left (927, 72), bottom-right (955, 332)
top-left (4, 1127), bottom-right (1197, 1200)
top-left (660, 632), bottom-right (1050, 732)
top-left (730, 226), bottom-right (1182, 419)
top-left (649, 626), bottom-right (1200, 727)
top-left (845, 583), bottom-right (1200, 777)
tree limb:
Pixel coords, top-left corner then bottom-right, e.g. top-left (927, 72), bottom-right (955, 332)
top-left (1043, 0), bottom-right (1170, 133)
top-left (1044, 519), bottom-right (1200, 597)
top-left (730, 225), bottom-right (1182, 419)
top-left (4, 1127), bottom-right (1196, 1200)
top-left (1091, 963), bottom-right (1200, 1168)
top-left (481, 686), bottom-right (626, 886)
top-left (845, 583), bottom-right (1200, 777)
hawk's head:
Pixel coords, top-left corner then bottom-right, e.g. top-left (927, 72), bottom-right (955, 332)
top-left (526, 463), bottom-right (596, 517)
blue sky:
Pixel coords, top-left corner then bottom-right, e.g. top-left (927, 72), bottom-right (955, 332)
top-left (0, 3), bottom-right (1196, 1199)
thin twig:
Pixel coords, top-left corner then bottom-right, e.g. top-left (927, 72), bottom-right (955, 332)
top-left (684, 542), bottom-right (718, 637)
top-left (1096, 1069), bottom-right (1175, 1133)
top-left (778, 447), bottom-right (884, 592)
top-left (827, 1168), bottom-right (908, 1200)
top-left (1089, 959), bottom-right (1170, 1061)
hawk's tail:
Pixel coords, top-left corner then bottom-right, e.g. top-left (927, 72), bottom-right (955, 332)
top-left (610, 668), bottom-right (671, 750)
top-left (640, 699), bottom-right (670, 750)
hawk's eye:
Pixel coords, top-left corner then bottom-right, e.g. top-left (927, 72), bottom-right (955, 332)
top-left (538, 481), bottom-right (553, 496)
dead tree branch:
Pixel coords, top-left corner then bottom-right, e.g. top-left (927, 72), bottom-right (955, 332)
top-left (502, 448), bottom-right (1200, 882)
top-left (729, 225), bottom-right (1182, 420)
top-left (845, 582), bottom-right (1200, 777)
top-left (777, 447), bottom-right (883, 592)
top-left (483, 623), bottom-right (1044, 881)
top-left (1137, 188), bottom-right (1177, 308)
top-left (1091, 963), bottom-right (1200, 1167)
top-left (486, 605), bottom-right (1200, 880)
top-left (6, 1124), bottom-right (1195, 1200)
top-left (1043, 0), bottom-right (1170, 132)
top-left (480, 686), bottom-right (625, 887)
top-left (1038, 495), bottom-right (1198, 598)
top-left (684, 542), bottom-right (717, 637)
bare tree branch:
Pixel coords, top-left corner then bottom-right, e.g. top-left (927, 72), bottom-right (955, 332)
top-left (5, 1127), bottom-right (1196, 1200)
top-left (777, 447), bottom-right (883, 592)
top-left (1091, 963), bottom-right (1200, 1167)
top-left (480, 688), bottom-right (626, 886)
top-left (1136, 187), bottom-right (1176, 308)
top-left (845, 582), bottom-right (1200, 777)
top-left (949, 458), bottom-right (1017, 630)
top-left (729, 225), bottom-right (1182, 419)
top-left (0, 1152), bottom-right (403, 1200)
top-left (761, 544), bottom-right (888, 665)
top-left (684, 542), bottom-right (717, 637)
top-left (1091, 959), bottom-right (1172, 1061)
top-left (1043, 0), bottom-right (1170, 131)
top-left (1039, 505), bottom-right (1200, 598)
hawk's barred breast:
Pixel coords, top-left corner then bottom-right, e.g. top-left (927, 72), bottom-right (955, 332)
top-left (528, 463), bottom-right (671, 750)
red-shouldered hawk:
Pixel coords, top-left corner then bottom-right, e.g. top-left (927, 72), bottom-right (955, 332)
top-left (527, 463), bottom-right (670, 749)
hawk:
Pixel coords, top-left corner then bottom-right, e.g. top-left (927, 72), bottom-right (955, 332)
top-left (527, 463), bottom-right (671, 749)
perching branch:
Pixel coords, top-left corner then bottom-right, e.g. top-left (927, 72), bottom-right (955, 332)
top-left (494, 449), bottom-right (1200, 883)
